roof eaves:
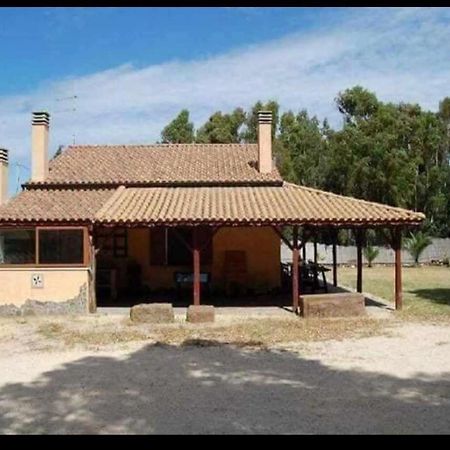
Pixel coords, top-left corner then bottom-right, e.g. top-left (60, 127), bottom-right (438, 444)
top-left (23, 179), bottom-right (284, 190)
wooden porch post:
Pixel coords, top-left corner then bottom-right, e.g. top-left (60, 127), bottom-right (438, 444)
top-left (193, 227), bottom-right (201, 305)
top-left (87, 227), bottom-right (97, 313)
top-left (332, 230), bottom-right (338, 288)
top-left (356, 229), bottom-right (364, 293)
top-left (313, 235), bottom-right (318, 265)
top-left (393, 229), bottom-right (403, 310)
top-left (292, 225), bottom-right (300, 314)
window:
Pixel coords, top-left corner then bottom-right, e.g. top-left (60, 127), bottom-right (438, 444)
top-left (150, 227), bottom-right (213, 266)
top-left (167, 228), bottom-right (192, 265)
top-left (0, 227), bottom-right (87, 266)
top-left (39, 229), bottom-right (84, 264)
top-left (95, 228), bottom-right (128, 258)
top-left (0, 229), bottom-right (35, 264)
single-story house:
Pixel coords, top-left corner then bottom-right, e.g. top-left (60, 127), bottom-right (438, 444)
top-left (0, 111), bottom-right (425, 314)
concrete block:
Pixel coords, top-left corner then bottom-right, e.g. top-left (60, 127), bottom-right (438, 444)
top-left (130, 303), bottom-right (175, 323)
top-left (186, 305), bottom-right (215, 323)
top-left (301, 293), bottom-right (365, 318)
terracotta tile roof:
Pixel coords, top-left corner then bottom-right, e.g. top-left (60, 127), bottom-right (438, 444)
top-left (0, 188), bottom-right (114, 224)
top-left (25, 144), bottom-right (282, 187)
top-left (94, 183), bottom-right (425, 226)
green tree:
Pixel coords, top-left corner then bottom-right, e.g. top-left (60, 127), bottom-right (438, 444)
top-left (403, 231), bottom-right (432, 266)
top-left (278, 109), bottom-right (329, 188)
top-left (241, 100), bottom-right (279, 142)
top-left (336, 86), bottom-right (379, 124)
top-left (161, 110), bottom-right (195, 143)
top-left (326, 89), bottom-right (449, 238)
top-left (52, 145), bottom-right (64, 160)
top-left (195, 108), bottom-right (246, 143)
top-left (438, 97), bottom-right (450, 123)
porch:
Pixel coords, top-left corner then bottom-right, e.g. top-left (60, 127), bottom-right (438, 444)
top-left (91, 223), bottom-right (402, 315)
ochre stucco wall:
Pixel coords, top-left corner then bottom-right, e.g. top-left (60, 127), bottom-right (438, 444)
top-left (124, 226), bottom-right (280, 291)
top-left (0, 227), bottom-right (281, 307)
top-left (212, 227), bottom-right (281, 291)
top-left (0, 268), bottom-right (89, 307)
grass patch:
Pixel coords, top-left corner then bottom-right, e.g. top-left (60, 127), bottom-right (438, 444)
top-left (38, 320), bottom-right (148, 347)
top-left (338, 265), bottom-right (450, 322)
top-left (37, 316), bottom-right (390, 349)
top-left (175, 317), bottom-right (389, 347)
top-left (37, 322), bottom-right (65, 339)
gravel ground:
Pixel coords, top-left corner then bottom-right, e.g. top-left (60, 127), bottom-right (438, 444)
top-left (0, 314), bottom-right (448, 434)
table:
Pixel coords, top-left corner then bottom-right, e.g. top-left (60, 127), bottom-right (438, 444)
top-left (174, 271), bottom-right (211, 299)
top-left (306, 262), bottom-right (330, 293)
top-left (281, 261), bottom-right (330, 293)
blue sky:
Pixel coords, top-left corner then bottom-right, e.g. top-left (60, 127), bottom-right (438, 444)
top-left (1, 7), bottom-right (450, 193)
top-left (0, 7), bottom-right (346, 96)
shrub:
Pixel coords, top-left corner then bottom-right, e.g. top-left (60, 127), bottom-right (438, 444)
top-left (403, 231), bottom-right (432, 266)
top-left (364, 245), bottom-right (379, 268)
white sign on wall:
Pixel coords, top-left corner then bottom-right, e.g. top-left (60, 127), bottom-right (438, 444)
top-left (31, 273), bottom-right (44, 289)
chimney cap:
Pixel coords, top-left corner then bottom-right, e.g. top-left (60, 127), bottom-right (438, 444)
top-left (32, 111), bottom-right (50, 126)
top-left (257, 110), bottom-right (273, 123)
top-left (0, 148), bottom-right (8, 164)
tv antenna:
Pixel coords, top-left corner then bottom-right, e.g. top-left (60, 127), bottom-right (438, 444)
top-left (55, 94), bottom-right (78, 144)
top-left (12, 162), bottom-right (30, 194)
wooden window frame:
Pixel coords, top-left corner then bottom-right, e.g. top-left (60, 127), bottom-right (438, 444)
top-left (0, 226), bottom-right (89, 268)
top-left (94, 227), bottom-right (128, 258)
top-left (0, 227), bottom-right (37, 267)
top-left (149, 226), bottom-right (214, 267)
top-left (112, 228), bottom-right (128, 258)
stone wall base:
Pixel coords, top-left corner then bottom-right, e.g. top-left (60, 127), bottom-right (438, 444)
top-left (0, 284), bottom-right (89, 317)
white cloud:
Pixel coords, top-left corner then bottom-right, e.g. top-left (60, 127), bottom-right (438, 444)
top-left (1, 6), bottom-right (450, 193)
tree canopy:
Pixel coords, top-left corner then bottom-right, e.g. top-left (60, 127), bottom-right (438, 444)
top-left (160, 87), bottom-right (450, 237)
top-left (195, 108), bottom-right (245, 144)
top-left (161, 109), bottom-right (194, 143)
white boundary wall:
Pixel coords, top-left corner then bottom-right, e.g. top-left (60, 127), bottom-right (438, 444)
top-left (281, 238), bottom-right (450, 265)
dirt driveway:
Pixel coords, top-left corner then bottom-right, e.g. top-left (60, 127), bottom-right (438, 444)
top-left (0, 312), bottom-right (448, 434)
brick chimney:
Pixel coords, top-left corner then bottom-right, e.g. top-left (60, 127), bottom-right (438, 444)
top-left (0, 148), bottom-right (8, 205)
top-left (257, 110), bottom-right (272, 173)
top-left (31, 111), bottom-right (50, 182)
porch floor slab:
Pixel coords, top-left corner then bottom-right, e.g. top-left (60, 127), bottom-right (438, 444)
top-left (96, 306), bottom-right (293, 319)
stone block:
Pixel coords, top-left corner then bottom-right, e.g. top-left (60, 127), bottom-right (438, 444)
top-left (186, 305), bottom-right (215, 323)
top-left (301, 293), bottom-right (365, 318)
top-left (130, 303), bottom-right (175, 323)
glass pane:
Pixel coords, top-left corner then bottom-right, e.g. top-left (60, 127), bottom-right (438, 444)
top-left (167, 228), bottom-right (192, 266)
top-left (0, 229), bottom-right (35, 264)
top-left (39, 229), bottom-right (84, 264)
top-left (114, 237), bottom-right (126, 248)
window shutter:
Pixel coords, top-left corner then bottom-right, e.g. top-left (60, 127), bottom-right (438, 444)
top-left (150, 227), bottom-right (167, 265)
top-left (197, 226), bottom-right (213, 265)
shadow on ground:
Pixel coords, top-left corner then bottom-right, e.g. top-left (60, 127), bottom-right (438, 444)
top-left (0, 341), bottom-right (448, 434)
top-left (410, 289), bottom-right (450, 307)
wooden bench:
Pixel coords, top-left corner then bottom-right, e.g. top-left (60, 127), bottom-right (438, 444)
top-left (300, 292), bottom-right (365, 318)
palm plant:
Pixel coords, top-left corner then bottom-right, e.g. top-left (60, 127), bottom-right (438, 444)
top-left (403, 231), bottom-right (432, 266)
top-left (363, 245), bottom-right (379, 268)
